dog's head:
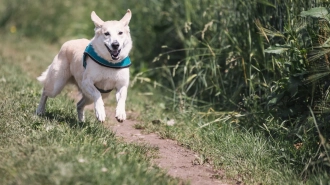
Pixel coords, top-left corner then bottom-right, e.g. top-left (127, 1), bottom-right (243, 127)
top-left (91, 10), bottom-right (132, 62)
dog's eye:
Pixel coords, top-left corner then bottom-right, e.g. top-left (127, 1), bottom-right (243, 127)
top-left (104, 32), bottom-right (110, 36)
top-left (118, 31), bottom-right (123, 35)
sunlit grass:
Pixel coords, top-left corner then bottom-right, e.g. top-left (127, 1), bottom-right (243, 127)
top-left (0, 37), bottom-right (181, 185)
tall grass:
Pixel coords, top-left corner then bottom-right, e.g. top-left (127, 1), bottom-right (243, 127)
top-left (135, 0), bottom-right (330, 179)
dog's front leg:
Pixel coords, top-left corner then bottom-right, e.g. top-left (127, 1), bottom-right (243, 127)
top-left (115, 86), bottom-right (127, 122)
top-left (81, 79), bottom-right (106, 122)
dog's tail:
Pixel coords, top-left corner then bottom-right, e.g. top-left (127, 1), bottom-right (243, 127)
top-left (37, 65), bottom-right (51, 85)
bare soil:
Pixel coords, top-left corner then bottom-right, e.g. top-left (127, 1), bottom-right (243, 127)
top-left (70, 91), bottom-right (233, 185)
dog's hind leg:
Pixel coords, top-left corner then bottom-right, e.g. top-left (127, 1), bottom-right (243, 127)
top-left (77, 95), bottom-right (93, 122)
top-left (36, 89), bottom-right (48, 115)
top-left (36, 53), bottom-right (72, 115)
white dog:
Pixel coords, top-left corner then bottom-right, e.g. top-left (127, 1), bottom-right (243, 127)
top-left (36, 10), bottom-right (132, 123)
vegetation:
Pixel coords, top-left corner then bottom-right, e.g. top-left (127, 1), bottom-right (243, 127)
top-left (1, 0), bottom-right (330, 184)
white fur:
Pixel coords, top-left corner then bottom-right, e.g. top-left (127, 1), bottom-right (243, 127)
top-left (36, 10), bottom-right (132, 123)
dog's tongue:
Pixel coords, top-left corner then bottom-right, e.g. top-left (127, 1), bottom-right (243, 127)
top-left (112, 50), bottom-right (119, 55)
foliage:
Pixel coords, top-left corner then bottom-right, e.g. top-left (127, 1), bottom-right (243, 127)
top-left (137, 0), bottom-right (330, 180)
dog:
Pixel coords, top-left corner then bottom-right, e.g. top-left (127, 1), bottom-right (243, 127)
top-left (36, 9), bottom-right (132, 123)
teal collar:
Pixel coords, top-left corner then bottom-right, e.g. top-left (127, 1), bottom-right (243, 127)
top-left (83, 44), bottom-right (131, 69)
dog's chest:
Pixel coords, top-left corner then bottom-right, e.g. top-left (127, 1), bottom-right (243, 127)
top-left (86, 63), bottom-right (130, 91)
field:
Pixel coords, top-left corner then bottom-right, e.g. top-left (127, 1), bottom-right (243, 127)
top-left (1, 0), bottom-right (330, 184)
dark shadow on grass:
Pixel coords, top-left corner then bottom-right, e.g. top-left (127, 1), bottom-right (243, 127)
top-left (39, 107), bottom-right (117, 137)
top-left (42, 110), bottom-right (117, 137)
top-left (43, 110), bottom-right (90, 129)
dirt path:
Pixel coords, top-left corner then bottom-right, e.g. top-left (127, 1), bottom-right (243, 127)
top-left (71, 91), bottom-right (232, 185)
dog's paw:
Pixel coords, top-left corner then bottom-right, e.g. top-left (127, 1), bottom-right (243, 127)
top-left (115, 108), bottom-right (126, 123)
top-left (95, 105), bottom-right (106, 122)
top-left (77, 110), bottom-right (85, 122)
top-left (36, 107), bottom-right (45, 116)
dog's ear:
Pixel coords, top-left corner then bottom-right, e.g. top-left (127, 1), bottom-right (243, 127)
top-left (120, 9), bottom-right (131, 26)
top-left (91, 11), bottom-right (104, 28)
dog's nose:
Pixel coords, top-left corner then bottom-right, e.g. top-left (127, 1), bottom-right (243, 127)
top-left (111, 41), bottom-right (119, 50)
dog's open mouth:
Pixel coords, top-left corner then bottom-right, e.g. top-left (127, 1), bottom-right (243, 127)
top-left (110, 49), bottom-right (121, 60)
top-left (105, 44), bottom-right (121, 60)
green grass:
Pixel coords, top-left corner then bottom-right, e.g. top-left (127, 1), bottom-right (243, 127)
top-left (128, 83), bottom-right (330, 184)
top-left (0, 36), bottom-right (181, 185)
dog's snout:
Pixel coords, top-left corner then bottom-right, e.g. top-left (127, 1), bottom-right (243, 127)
top-left (111, 41), bottom-right (120, 50)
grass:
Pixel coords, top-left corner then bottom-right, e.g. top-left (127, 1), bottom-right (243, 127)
top-left (129, 80), bottom-right (330, 184)
top-left (131, 105), bottom-right (294, 184)
top-left (0, 34), bottom-right (181, 185)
